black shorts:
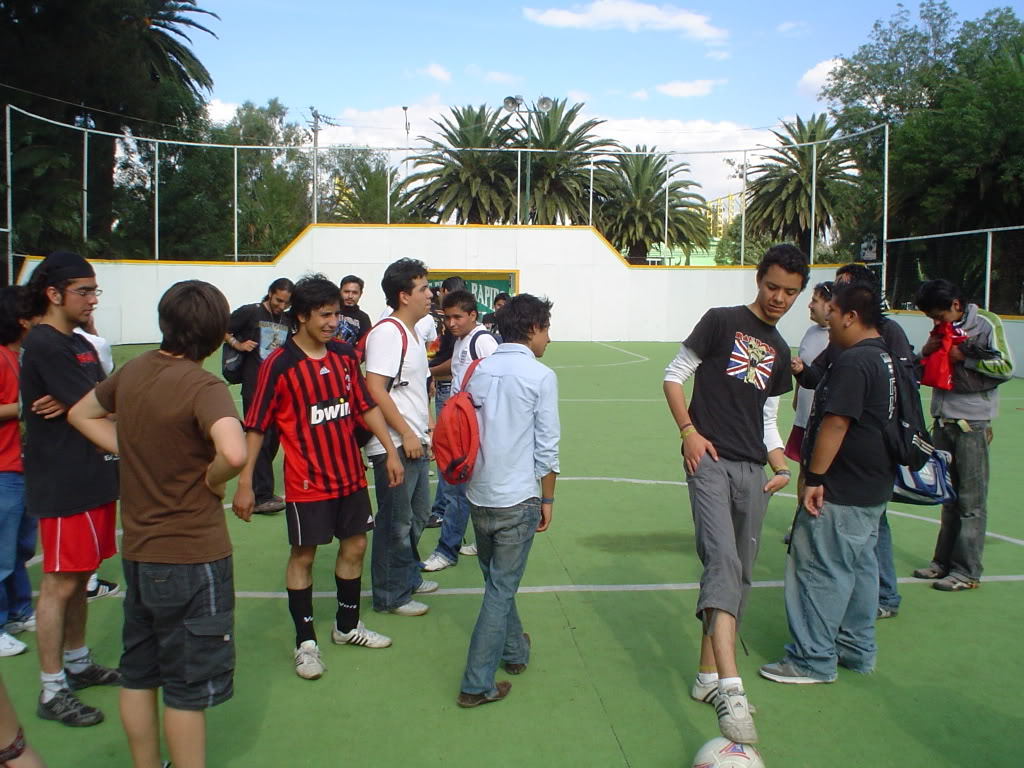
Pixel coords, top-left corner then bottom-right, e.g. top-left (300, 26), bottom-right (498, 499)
top-left (120, 556), bottom-right (235, 711)
top-left (286, 487), bottom-right (374, 546)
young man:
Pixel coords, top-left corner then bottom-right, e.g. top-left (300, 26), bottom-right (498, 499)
top-left (365, 258), bottom-right (437, 616)
top-left (20, 252), bottom-right (120, 727)
top-left (425, 276), bottom-right (466, 530)
top-left (760, 281), bottom-right (898, 685)
top-left (457, 294), bottom-right (559, 708)
top-left (662, 244), bottom-right (808, 744)
top-left (0, 287), bottom-right (36, 657)
top-left (232, 275), bottom-right (403, 680)
top-left (336, 275), bottom-right (372, 346)
top-left (912, 279), bottom-right (1014, 591)
top-left (421, 290), bottom-right (499, 573)
top-left (480, 292), bottom-right (510, 332)
top-left (69, 280), bottom-right (247, 768)
top-left (226, 278), bottom-right (294, 515)
top-left (795, 264), bottom-right (912, 619)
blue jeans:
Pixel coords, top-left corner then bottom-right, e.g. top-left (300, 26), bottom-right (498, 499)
top-left (430, 382), bottom-right (456, 520)
top-left (783, 502), bottom-right (885, 681)
top-left (435, 483), bottom-right (471, 563)
top-left (876, 512), bottom-right (901, 610)
top-left (930, 421), bottom-right (990, 583)
top-left (370, 452), bottom-right (430, 611)
top-left (461, 498), bottom-right (539, 696)
top-left (0, 472), bottom-right (36, 625)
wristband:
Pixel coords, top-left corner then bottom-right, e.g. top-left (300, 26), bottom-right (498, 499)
top-left (541, 497), bottom-right (555, 504)
top-left (804, 471), bottom-right (826, 487)
top-left (774, 468), bottom-right (791, 477)
top-left (681, 425), bottom-right (697, 440)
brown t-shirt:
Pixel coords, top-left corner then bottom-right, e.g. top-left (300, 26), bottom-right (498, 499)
top-left (94, 351), bottom-right (239, 564)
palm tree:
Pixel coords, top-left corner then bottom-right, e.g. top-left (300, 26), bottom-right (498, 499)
top-left (519, 100), bottom-right (621, 224)
top-left (131, 1), bottom-right (219, 99)
top-left (744, 114), bottom-right (860, 256)
top-left (595, 148), bottom-right (711, 264)
top-left (403, 105), bottom-right (519, 224)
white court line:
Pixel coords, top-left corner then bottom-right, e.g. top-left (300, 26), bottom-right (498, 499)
top-left (551, 341), bottom-right (650, 369)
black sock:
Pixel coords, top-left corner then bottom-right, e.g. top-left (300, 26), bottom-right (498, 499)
top-left (335, 576), bottom-right (361, 634)
top-left (287, 586), bottom-right (316, 647)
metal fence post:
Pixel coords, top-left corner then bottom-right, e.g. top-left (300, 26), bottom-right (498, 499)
top-left (588, 163), bottom-right (594, 226)
top-left (882, 123), bottom-right (890, 299)
top-left (4, 104), bottom-right (12, 285)
top-left (809, 142), bottom-right (817, 264)
top-left (516, 150), bottom-right (521, 225)
top-left (82, 130), bottom-right (89, 242)
top-left (233, 147), bottom-right (239, 261)
top-left (386, 159), bottom-right (392, 225)
top-left (663, 157), bottom-right (670, 263)
top-left (740, 150), bottom-right (748, 266)
top-left (153, 141), bottom-right (160, 261)
top-left (985, 230), bottom-right (993, 309)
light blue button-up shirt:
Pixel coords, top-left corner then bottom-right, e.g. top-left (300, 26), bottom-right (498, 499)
top-left (460, 343), bottom-right (561, 509)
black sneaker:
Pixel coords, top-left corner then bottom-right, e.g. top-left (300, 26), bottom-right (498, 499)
top-left (86, 578), bottom-right (119, 601)
top-left (67, 662), bottom-right (123, 690)
top-left (426, 514), bottom-right (443, 529)
top-left (37, 688), bottom-right (104, 727)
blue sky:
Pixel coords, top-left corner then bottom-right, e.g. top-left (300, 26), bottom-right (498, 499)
top-left (190, 0), bottom-right (1006, 198)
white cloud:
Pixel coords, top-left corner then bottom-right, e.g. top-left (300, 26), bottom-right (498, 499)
top-left (567, 89), bottom-right (591, 103)
top-left (206, 98), bottom-right (239, 123)
top-left (485, 70), bottom-right (522, 85)
top-left (799, 58), bottom-right (841, 99)
top-left (630, 89), bottom-right (649, 100)
top-left (654, 79), bottom-right (726, 98)
top-left (421, 62), bottom-right (451, 83)
top-left (313, 96), bottom-right (449, 150)
top-left (705, 49), bottom-right (730, 61)
top-left (523, 1), bottom-right (727, 43)
top-left (777, 21), bottom-right (810, 37)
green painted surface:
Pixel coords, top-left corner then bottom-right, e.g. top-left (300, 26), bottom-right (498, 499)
top-left (10, 342), bottom-right (1023, 766)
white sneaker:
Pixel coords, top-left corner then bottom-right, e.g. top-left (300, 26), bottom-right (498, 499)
top-left (331, 621), bottom-right (392, 649)
top-left (5, 613), bottom-right (36, 634)
top-left (459, 543), bottom-right (478, 556)
top-left (715, 686), bottom-right (758, 744)
top-left (691, 677), bottom-right (757, 713)
top-left (293, 640), bottom-right (325, 680)
top-left (421, 553), bottom-right (454, 572)
top-left (0, 631), bottom-right (27, 657)
top-left (389, 600), bottom-right (430, 616)
top-left (415, 580), bottom-right (439, 594)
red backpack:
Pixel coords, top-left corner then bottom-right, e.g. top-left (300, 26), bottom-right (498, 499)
top-left (433, 358), bottom-right (485, 484)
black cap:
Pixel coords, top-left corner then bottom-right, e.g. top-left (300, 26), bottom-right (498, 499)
top-left (38, 252), bottom-right (95, 285)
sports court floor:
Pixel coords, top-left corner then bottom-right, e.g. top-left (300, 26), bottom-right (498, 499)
top-left (9, 341), bottom-right (1023, 766)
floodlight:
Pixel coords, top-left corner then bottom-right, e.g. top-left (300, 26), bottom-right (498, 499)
top-left (537, 96), bottom-right (554, 113)
top-left (503, 96), bottom-right (519, 113)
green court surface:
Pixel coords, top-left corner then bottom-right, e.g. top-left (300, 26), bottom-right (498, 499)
top-left (9, 341), bottom-right (1023, 766)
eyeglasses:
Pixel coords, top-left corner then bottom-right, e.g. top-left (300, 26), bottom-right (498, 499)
top-left (64, 287), bottom-right (103, 298)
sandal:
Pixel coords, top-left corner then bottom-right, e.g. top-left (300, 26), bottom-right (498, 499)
top-left (912, 565), bottom-right (946, 579)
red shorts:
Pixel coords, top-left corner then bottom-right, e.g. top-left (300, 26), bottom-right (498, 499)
top-left (784, 426), bottom-right (805, 464)
top-left (40, 503), bottom-right (118, 573)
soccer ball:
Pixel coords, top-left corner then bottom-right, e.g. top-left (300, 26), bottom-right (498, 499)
top-left (692, 737), bottom-right (765, 767)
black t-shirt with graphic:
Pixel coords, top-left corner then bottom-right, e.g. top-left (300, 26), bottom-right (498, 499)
top-left (684, 305), bottom-right (792, 465)
top-left (803, 337), bottom-right (897, 507)
top-left (228, 302), bottom-right (290, 403)
top-left (20, 324), bottom-right (119, 518)
top-left (336, 305), bottom-right (371, 346)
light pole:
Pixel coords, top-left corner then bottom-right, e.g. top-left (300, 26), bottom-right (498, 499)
top-left (502, 95), bottom-right (554, 224)
top-left (402, 106), bottom-right (410, 178)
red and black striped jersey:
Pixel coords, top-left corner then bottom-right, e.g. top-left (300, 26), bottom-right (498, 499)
top-left (245, 339), bottom-right (374, 502)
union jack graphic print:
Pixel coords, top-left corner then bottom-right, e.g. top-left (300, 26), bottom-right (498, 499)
top-left (725, 331), bottom-right (775, 391)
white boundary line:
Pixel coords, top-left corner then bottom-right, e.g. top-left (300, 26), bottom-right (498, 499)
top-left (551, 341), bottom-right (650, 369)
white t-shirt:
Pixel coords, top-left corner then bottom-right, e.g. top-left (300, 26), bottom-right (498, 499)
top-left (451, 326), bottom-right (499, 393)
top-left (73, 327), bottom-right (115, 376)
top-left (377, 308), bottom-right (437, 346)
top-left (794, 324), bottom-right (830, 428)
top-left (363, 318), bottom-right (429, 456)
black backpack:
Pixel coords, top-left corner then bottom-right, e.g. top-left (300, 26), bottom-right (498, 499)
top-left (222, 342), bottom-right (244, 385)
top-left (880, 349), bottom-right (934, 472)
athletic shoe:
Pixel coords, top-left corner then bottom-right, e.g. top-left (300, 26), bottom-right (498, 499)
top-left (714, 686), bottom-right (758, 744)
top-left (933, 576), bottom-right (979, 592)
top-left (37, 688), bottom-right (104, 727)
top-left (86, 579), bottom-right (119, 601)
top-left (425, 514), bottom-right (443, 529)
top-left (690, 677), bottom-right (757, 713)
top-left (66, 661), bottom-right (123, 690)
top-left (759, 660), bottom-right (833, 685)
top-left (331, 621), bottom-right (392, 649)
top-left (459, 543), bottom-right (478, 556)
top-left (421, 553), bottom-right (454, 572)
top-left (414, 580), bottom-right (439, 594)
top-left (0, 631), bottom-right (27, 657)
top-left (457, 680), bottom-right (512, 708)
top-left (912, 564), bottom-right (946, 580)
top-left (253, 498), bottom-right (286, 515)
top-left (5, 613), bottom-right (36, 634)
top-left (294, 641), bottom-right (325, 680)
top-left (388, 600), bottom-right (429, 616)
top-left (877, 606), bottom-right (898, 619)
